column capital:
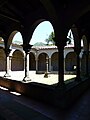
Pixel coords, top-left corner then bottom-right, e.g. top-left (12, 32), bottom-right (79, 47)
top-left (23, 44), bottom-right (33, 54)
top-left (55, 40), bottom-right (65, 51)
top-left (74, 46), bottom-right (81, 54)
top-left (4, 48), bottom-right (11, 56)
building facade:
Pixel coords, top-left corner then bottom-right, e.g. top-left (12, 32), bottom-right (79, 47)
top-left (0, 41), bottom-right (88, 75)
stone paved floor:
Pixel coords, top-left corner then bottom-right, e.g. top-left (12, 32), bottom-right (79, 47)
top-left (0, 71), bottom-right (76, 85)
top-left (66, 89), bottom-right (90, 120)
top-left (0, 71), bottom-right (90, 120)
top-left (0, 84), bottom-right (90, 120)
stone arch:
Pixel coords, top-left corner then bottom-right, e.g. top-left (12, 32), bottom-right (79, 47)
top-left (51, 52), bottom-right (58, 71)
top-left (38, 53), bottom-right (49, 72)
top-left (7, 31), bottom-right (19, 49)
top-left (65, 52), bottom-right (77, 71)
top-left (29, 52), bottom-right (36, 70)
top-left (12, 32), bottom-right (23, 45)
top-left (4, 31), bottom-right (23, 52)
top-left (11, 50), bottom-right (24, 71)
top-left (30, 20), bottom-right (54, 45)
top-left (0, 48), bottom-right (5, 71)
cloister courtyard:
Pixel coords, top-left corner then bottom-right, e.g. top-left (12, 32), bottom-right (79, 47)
top-left (0, 71), bottom-right (76, 85)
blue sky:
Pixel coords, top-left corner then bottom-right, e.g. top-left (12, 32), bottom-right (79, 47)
top-left (13, 21), bottom-right (54, 45)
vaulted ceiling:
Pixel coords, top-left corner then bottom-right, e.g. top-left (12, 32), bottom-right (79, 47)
top-left (0, 0), bottom-right (90, 44)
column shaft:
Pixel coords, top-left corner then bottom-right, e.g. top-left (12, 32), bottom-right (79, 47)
top-left (23, 52), bottom-right (30, 81)
top-left (4, 49), bottom-right (11, 77)
top-left (49, 57), bottom-right (51, 72)
top-left (73, 51), bottom-right (81, 81)
top-left (57, 48), bottom-right (64, 86)
top-left (36, 58), bottom-right (38, 74)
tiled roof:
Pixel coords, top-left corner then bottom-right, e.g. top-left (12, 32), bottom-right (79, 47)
top-left (32, 45), bottom-right (57, 50)
top-left (32, 44), bottom-right (75, 50)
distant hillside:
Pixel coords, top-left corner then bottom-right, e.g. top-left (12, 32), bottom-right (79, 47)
top-left (13, 40), bottom-right (23, 45)
top-left (33, 42), bottom-right (46, 46)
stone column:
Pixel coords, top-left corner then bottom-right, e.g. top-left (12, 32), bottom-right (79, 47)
top-left (83, 37), bottom-right (89, 76)
top-left (36, 57), bottom-right (38, 74)
top-left (55, 30), bottom-right (67, 87)
top-left (86, 51), bottom-right (89, 76)
top-left (44, 55), bottom-right (49, 78)
top-left (9, 56), bottom-right (12, 72)
top-left (49, 57), bottom-right (51, 72)
top-left (74, 49), bottom-right (81, 81)
top-left (75, 50), bottom-right (81, 81)
top-left (64, 58), bottom-right (66, 74)
top-left (83, 50), bottom-right (89, 76)
top-left (57, 46), bottom-right (65, 86)
top-left (23, 51), bottom-right (30, 82)
top-left (23, 44), bottom-right (32, 82)
top-left (4, 48), bottom-right (11, 77)
top-left (71, 25), bottom-right (81, 81)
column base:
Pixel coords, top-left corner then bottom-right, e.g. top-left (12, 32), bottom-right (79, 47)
top-left (75, 76), bottom-right (81, 82)
top-left (22, 77), bottom-right (31, 82)
top-left (36, 71), bottom-right (38, 74)
top-left (44, 72), bottom-right (48, 78)
top-left (4, 73), bottom-right (11, 77)
top-left (56, 82), bottom-right (65, 88)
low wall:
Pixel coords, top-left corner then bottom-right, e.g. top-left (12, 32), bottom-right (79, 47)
top-left (0, 77), bottom-right (90, 109)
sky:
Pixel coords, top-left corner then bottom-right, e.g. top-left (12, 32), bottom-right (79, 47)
top-left (13, 21), bottom-right (76, 46)
top-left (13, 21), bottom-right (54, 45)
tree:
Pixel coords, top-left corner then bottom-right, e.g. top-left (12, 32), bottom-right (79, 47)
top-left (45, 32), bottom-right (55, 45)
top-left (67, 31), bottom-right (72, 44)
top-left (67, 30), bottom-right (74, 45)
top-left (45, 31), bottom-right (73, 46)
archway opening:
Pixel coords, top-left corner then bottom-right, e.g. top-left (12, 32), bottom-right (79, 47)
top-left (51, 52), bottom-right (58, 72)
top-left (12, 32), bottom-right (23, 45)
top-left (38, 53), bottom-right (48, 72)
top-left (11, 50), bottom-right (24, 71)
top-left (0, 49), bottom-right (5, 71)
top-left (30, 21), bottom-right (54, 46)
top-left (64, 29), bottom-right (76, 82)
